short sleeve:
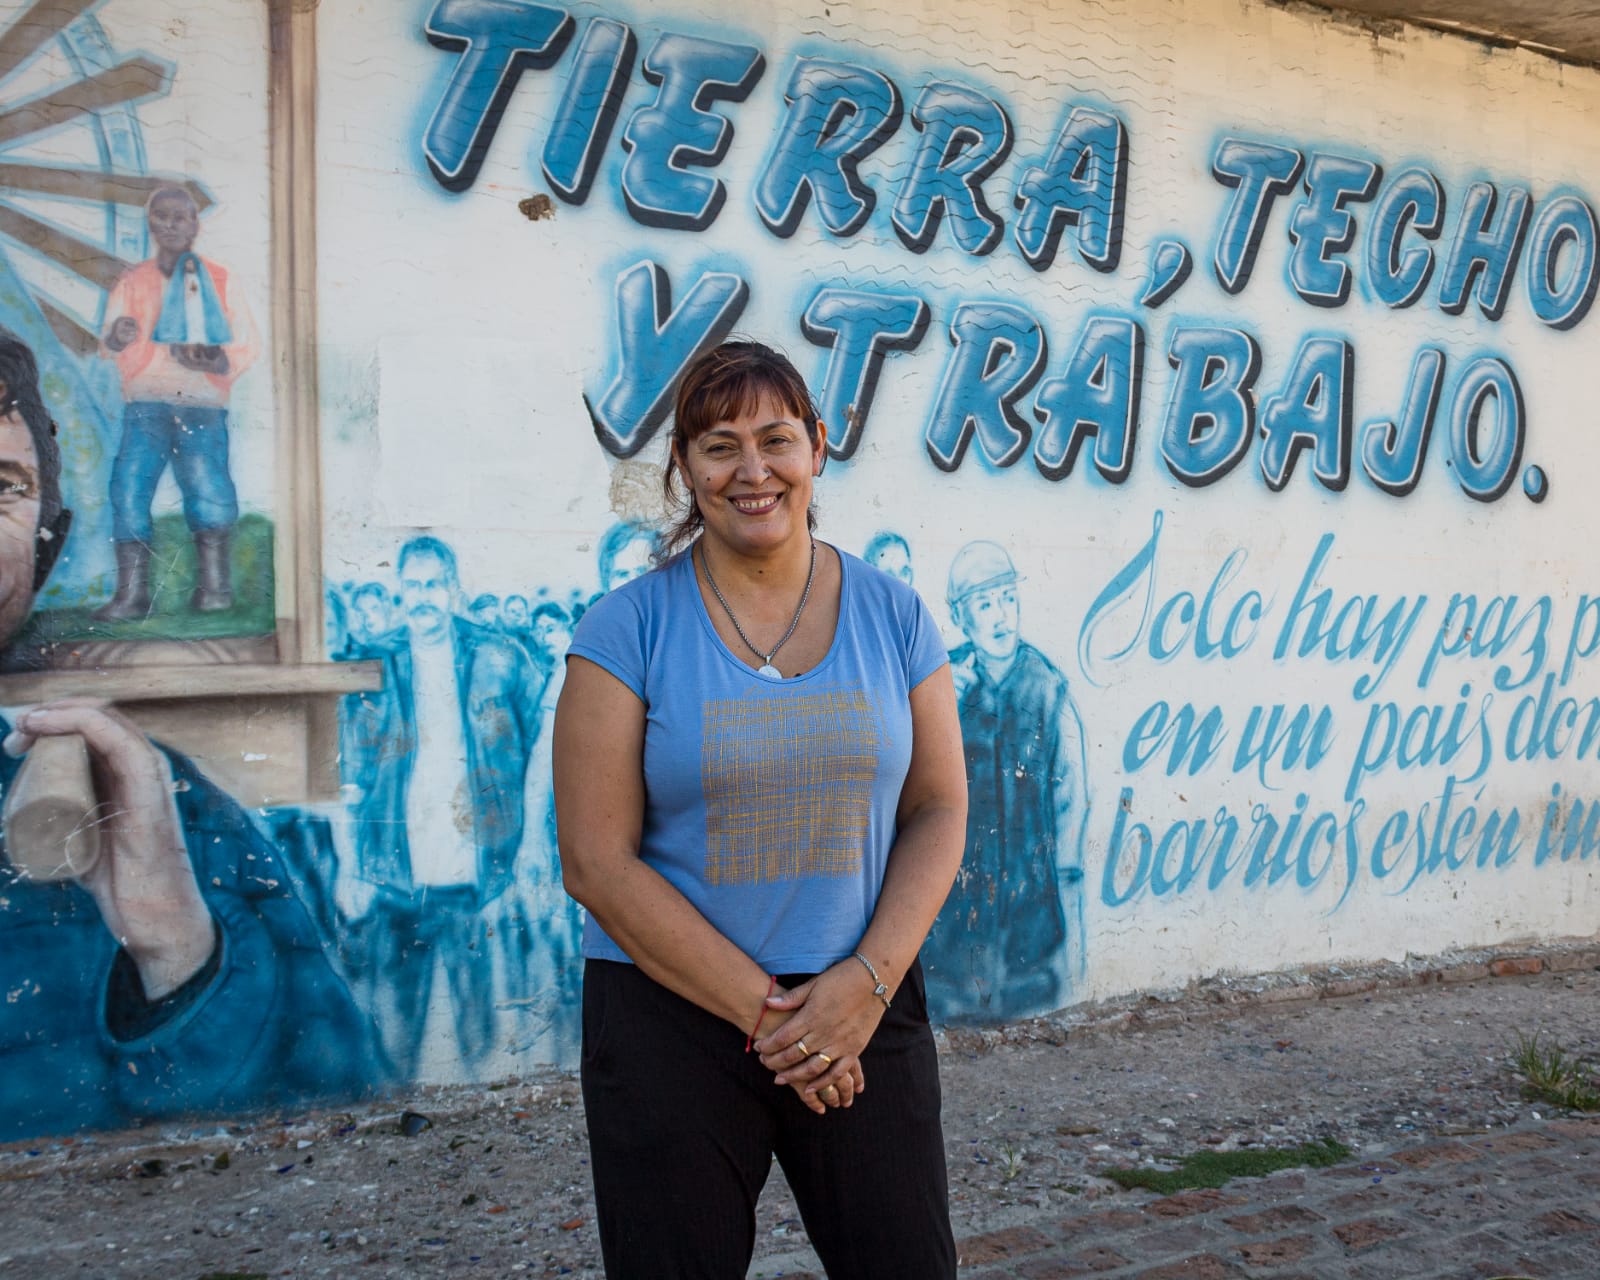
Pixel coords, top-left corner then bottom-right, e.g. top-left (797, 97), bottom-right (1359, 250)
top-left (568, 586), bottom-right (648, 700)
top-left (904, 590), bottom-right (948, 688)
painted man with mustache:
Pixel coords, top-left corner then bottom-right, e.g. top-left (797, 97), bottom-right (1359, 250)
top-left (339, 535), bottom-right (538, 1078)
top-left (922, 540), bottom-right (1089, 1023)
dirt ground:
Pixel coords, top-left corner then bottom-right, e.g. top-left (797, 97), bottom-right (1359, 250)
top-left (1, 947), bottom-right (1596, 1278)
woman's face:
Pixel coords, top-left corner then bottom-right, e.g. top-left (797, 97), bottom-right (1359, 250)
top-left (678, 390), bottom-right (825, 559)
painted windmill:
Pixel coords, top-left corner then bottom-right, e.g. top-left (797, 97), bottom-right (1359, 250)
top-left (0, 0), bottom-right (207, 609)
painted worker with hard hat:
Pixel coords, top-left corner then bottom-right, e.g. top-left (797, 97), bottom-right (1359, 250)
top-left (923, 540), bottom-right (1089, 1022)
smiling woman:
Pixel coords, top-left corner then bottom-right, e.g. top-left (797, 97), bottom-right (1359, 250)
top-left (552, 340), bottom-right (969, 1279)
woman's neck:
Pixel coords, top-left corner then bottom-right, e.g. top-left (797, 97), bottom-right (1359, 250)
top-left (697, 532), bottom-right (815, 593)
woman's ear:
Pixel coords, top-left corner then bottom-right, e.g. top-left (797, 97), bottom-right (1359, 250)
top-left (813, 419), bottom-right (829, 475)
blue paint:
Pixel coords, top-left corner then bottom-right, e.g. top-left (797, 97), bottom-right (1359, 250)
top-left (801, 287), bottom-right (930, 460)
top-left (1360, 347), bottom-right (1444, 497)
top-left (754, 58), bottom-right (902, 238)
top-left (542, 17), bottom-right (636, 205)
top-left (1272, 533), bottom-right (1427, 701)
top-left (1445, 357), bottom-right (1524, 502)
top-left (1286, 153), bottom-right (1380, 307)
top-left (1141, 239), bottom-right (1193, 309)
top-left (1210, 138), bottom-right (1302, 294)
top-left (1012, 104), bottom-right (1127, 272)
top-left (892, 79), bottom-right (1012, 256)
top-left (1524, 195), bottom-right (1598, 330)
top-left (618, 33), bottom-right (764, 231)
top-left (1257, 337), bottom-right (1353, 492)
top-left (923, 301), bottom-right (1044, 471)
top-left (586, 260), bottom-right (749, 457)
top-left (1032, 314), bottom-right (1143, 484)
top-left (421, 0), bottom-right (574, 191)
top-left (1437, 182), bottom-right (1531, 320)
top-left (1366, 167), bottom-right (1443, 309)
top-left (1416, 591), bottom-right (1550, 692)
top-left (1159, 326), bottom-right (1260, 487)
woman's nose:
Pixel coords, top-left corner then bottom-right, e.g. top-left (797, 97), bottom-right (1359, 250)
top-left (735, 448), bottom-right (768, 481)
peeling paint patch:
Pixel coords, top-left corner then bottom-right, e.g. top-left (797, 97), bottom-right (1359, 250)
top-left (518, 194), bottom-right (555, 222)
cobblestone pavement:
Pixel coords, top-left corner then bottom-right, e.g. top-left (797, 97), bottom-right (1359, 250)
top-left (948, 1115), bottom-right (1600, 1280)
top-left (0, 948), bottom-right (1595, 1278)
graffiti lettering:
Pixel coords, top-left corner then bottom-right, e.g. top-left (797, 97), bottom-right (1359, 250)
top-left (584, 260), bottom-right (749, 456)
top-left (1160, 326), bottom-right (1258, 486)
top-left (1360, 347), bottom-right (1445, 498)
top-left (422, 0), bottom-right (574, 191)
top-left (542, 16), bottom-right (636, 204)
top-left (801, 287), bottom-right (930, 460)
top-left (1365, 166), bottom-right (1443, 309)
top-left (1505, 675), bottom-right (1600, 763)
top-left (1012, 104), bottom-right (1128, 272)
top-left (1345, 687), bottom-right (1493, 801)
top-left (618, 34), bottom-right (764, 231)
top-left (1101, 775), bottom-right (1572, 910)
top-left (1079, 509), bottom-right (1265, 682)
top-left (923, 301), bottom-right (1043, 471)
top-left (1210, 138), bottom-right (1303, 294)
top-left (1032, 314), bottom-right (1143, 484)
top-left (1437, 182), bottom-right (1531, 321)
top-left (1257, 336), bottom-right (1353, 492)
top-left (1561, 597), bottom-right (1600, 686)
top-left (892, 80), bottom-right (1012, 255)
top-left (755, 58), bottom-right (902, 238)
top-left (1524, 195), bottom-right (1599, 330)
top-left (1273, 533), bottom-right (1427, 700)
top-left (1286, 153), bottom-right (1381, 308)
top-left (1416, 591), bottom-right (1550, 692)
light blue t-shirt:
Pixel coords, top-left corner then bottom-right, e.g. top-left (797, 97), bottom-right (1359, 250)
top-left (567, 544), bottom-right (948, 973)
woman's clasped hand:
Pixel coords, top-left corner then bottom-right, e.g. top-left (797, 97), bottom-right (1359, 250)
top-left (754, 960), bottom-right (886, 1112)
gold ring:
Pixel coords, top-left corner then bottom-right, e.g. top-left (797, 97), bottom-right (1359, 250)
top-left (816, 1052), bottom-right (833, 1066)
top-left (819, 1083), bottom-right (840, 1100)
top-left (795, 1039), bottom-right (810, 1056)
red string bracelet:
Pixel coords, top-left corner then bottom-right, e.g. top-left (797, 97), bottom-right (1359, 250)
top-left (746, 974), bottom-right (777, 1052)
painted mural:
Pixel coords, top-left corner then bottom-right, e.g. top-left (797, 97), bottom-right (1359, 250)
top-left (0, 0), bottom-right (1597, 1140)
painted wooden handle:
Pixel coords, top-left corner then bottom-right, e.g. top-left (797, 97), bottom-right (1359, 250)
top-left (3, 733), bottom-right (101, 882)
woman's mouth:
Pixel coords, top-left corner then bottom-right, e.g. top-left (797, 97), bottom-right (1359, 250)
top-left (728, 494), bottom-right (781, 514)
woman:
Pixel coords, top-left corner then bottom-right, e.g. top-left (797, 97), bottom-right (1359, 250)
top-left (553, 340), bottom-right (967, 1278)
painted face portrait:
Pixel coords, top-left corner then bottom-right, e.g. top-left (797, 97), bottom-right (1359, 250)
top-left (147, 192), bottom-right (199, 257)
top-left (867, 539), bottom-right (913, 587)
top-left (0, 408), bottom-right (41, 648)
top-left (959, 583), bottom-right (1021, 664)
top-left (399, 551), bottom-right (455, 642)
top-left (603, 537), bottom-right (654, 592)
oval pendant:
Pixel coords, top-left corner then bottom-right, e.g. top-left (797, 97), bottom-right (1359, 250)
top-left (758, 664), bottom-right (783, 680)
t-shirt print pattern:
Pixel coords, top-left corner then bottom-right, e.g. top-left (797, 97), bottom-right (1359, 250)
top-left (701, 690), bottom-right (885, 885)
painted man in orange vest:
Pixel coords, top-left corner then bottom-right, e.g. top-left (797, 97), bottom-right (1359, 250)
top-left (97, 186), bottom-right (259, 619)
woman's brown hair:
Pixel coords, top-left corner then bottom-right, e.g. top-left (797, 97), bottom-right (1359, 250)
top-left (658, 340), bottom-right (822, 560)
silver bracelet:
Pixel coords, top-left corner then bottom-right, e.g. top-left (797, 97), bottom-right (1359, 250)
top-left (853, 951), bottom-right (892, 1009)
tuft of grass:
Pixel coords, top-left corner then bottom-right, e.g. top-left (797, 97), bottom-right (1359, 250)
top-left (1106, 1137), bottom-right (1351, 1194)
top-left (1511, 1032), bottom-right (1600, 1112)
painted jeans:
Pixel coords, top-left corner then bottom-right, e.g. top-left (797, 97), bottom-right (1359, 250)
top-left (110, 400), bottom-right (239, 542)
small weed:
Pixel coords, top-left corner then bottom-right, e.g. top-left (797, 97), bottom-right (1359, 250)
top-left (998, 1142), bottom-right (1025, 1183)
top-left (1106, 1137), bottom-right (1351, 1194)
top-left (1510, 1032), bottom-right (1600, 1112)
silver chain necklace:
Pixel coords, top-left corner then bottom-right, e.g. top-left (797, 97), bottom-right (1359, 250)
top-left (699, 538), bottom-right (817, 679)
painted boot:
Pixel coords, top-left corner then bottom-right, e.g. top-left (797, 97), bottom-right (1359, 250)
top-left (91, 540), bottom-right (152, 622)
top-left (190, 528), bottom-right (234, 612)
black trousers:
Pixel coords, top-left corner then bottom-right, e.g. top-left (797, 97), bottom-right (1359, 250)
top-left (580, 958), bottom-right (956, 1280)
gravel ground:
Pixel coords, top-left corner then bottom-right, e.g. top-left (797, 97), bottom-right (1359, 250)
top-left (1, 950), bottom-right (1595, 1278)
